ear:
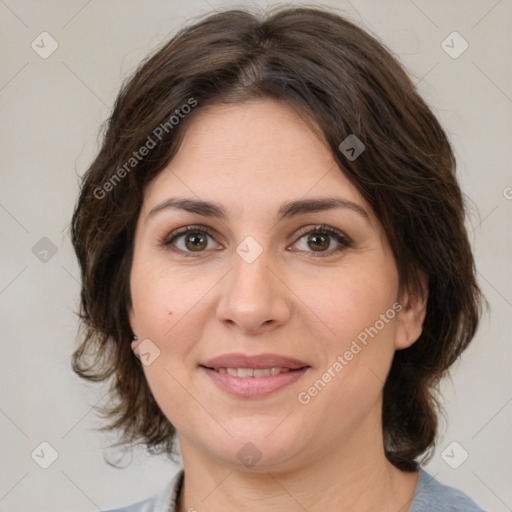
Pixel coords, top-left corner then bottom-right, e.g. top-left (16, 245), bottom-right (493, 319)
top-left (128, 306), bottom-right (141, 353)
top-left (394, 271), bottom-right (428, 350)
top-left (128, 305), bottom-right (136, 331)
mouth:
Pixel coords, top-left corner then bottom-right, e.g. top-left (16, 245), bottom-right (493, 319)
top-left (199, 354), bottom-right (311, 398)
top-left (201, 366), bottom-right (305, 377)
top-left (200, 353), bottom-right (310, 371)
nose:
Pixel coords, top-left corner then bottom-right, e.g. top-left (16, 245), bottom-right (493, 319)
top-left (216, 245), bottom-right (291, 335)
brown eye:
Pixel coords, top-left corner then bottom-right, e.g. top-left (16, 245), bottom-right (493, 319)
top-left (163, 225), bottom-right (220, 256)
top-left (292, 225), bottom-right (352, 257)
top-left (184, 232), bottom-right (208, 251)
top-left (307, 233), bottom-right (330, 252)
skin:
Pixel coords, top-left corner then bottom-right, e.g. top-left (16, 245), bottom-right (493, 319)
top-left (128, 98), bottom-right (428, 512)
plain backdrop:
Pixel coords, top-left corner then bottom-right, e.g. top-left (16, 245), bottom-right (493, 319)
top-left (0, 0), bottom-right (511, 511)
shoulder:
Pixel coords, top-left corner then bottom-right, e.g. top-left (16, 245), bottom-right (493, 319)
top-left (409, 468), bottom-right (485, 512)
top-left (103, 469), bottom-right (184, 512)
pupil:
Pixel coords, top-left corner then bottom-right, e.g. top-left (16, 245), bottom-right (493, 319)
top-left (309, 234), bottom-right (329, 251)
top-left (187, 233), bottom-right (206, 250)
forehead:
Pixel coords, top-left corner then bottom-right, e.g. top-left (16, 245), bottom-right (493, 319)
top-left (142, 98), bottom-right (371, 221)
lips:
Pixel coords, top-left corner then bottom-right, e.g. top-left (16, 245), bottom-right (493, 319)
top-left (200, 353), bottom-right (309, 371)
top-left (200, 353), bottom-right (311, 399)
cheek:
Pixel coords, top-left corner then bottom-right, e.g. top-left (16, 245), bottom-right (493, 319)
top-left (296, 270), bottom-right (399, 428)
top-left (131, 265), bottom-right (205, 426)
top-left (129, 258), bottom-right (218, 370)
top-left (130, 259), bottom-right (189, 334)
top-left (300, 258), bottom-right (398, 346)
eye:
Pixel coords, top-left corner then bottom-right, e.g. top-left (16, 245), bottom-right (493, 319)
top-left (291, 225), bottom-right (352, 256)
top-left (162, 225), bottom-right (221, 256)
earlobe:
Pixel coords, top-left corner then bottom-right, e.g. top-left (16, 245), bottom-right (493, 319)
top-left (394, 271), bottom-right (428, 350)
top-left (131, 335), bottom-right (141, 359)
top-left (128, 307), bottom-right (140, 352)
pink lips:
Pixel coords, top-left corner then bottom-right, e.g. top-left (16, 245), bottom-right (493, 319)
top-left (200, 352), bottom-right (310, 399)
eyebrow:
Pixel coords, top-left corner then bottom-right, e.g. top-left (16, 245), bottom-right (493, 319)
top-left (146, 196), bottom-right (370, 223)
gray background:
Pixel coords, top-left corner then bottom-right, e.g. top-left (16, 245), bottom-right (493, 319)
top-left (0, 0), bottom-right (510, 510)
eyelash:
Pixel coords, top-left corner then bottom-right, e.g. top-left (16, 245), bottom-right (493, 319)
top-left (161, 224), bottom-right (352, 258)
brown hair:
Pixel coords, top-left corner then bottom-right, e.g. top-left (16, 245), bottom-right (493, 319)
top-left (70, 5), bottom-right (483, 471)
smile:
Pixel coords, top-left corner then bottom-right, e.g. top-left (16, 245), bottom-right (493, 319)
top-left (200, 366), bottom-right (309, 398)
top-left (212, 367), bottom-right (291, 377)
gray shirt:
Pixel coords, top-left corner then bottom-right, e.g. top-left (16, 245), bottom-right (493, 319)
top-left (105, 467), bottom-right (485, 511)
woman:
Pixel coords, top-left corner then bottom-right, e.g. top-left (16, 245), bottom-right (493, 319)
top-left (71, 5), bottom-right (485, 511)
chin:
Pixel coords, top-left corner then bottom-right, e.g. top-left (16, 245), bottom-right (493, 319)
top-left (206, 428), bottom-right (306, 471)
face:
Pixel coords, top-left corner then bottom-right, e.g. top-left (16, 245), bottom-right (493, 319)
top-left (128, 98), bottom-right (425, 472)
